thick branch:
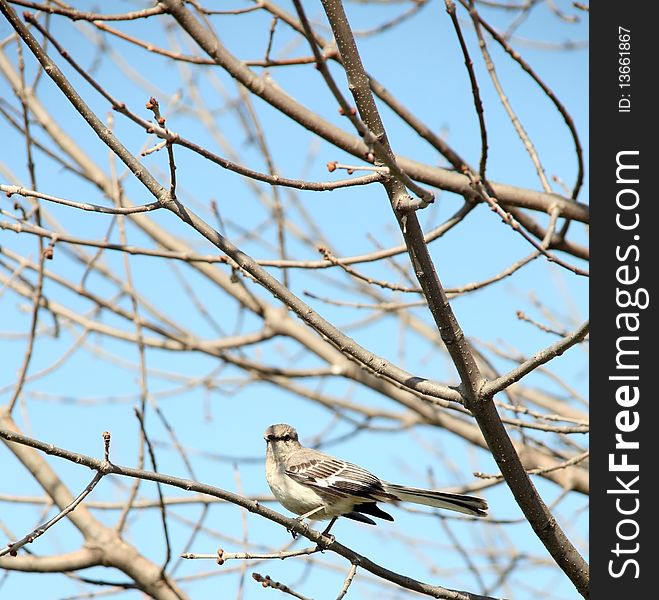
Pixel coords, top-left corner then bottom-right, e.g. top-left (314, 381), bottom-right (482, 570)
top-left (0, 548), bottom-right (101, 572)
top-left (157, 0), bottom-right (588, 224)
top-left (317, 1), bottom-right (589, 596)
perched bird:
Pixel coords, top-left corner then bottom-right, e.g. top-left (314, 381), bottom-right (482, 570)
top-left (264, 423), bottom-right (487, 534)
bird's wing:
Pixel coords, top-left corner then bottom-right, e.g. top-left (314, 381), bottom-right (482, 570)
top-left (285, 450), bottom-right (394, 501)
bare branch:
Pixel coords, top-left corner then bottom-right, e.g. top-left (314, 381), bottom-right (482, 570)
top-left (483, 321), bottom-right (589, 396)
top-left (0, 426), bottom-right (502, 600)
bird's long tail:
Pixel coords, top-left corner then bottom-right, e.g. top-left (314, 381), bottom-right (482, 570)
top-left (382, 483), bottom-right (488, 517)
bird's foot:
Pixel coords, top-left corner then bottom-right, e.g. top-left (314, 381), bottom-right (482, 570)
top-left (315, 516), bottom-right (337, 550)
top-left (315, 532), bottom-right (335, 553)
top-left (287, 515), bottom-right (308, 539)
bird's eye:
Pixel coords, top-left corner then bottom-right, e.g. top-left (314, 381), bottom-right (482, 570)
top-left (282, 435), bottom-right (290, 441)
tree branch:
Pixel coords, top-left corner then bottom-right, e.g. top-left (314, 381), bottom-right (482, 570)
top-left (0, 426), bottom-right (502, 600)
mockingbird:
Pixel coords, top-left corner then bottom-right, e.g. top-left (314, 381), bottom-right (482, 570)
top-left (264, 424), bottom-right (487, 534)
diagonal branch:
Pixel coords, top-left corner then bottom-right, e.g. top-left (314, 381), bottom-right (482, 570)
top-left (0, 412), bottom-right (187, 599)
top-left (0, 0), bottom-right (462, 405)
top-left (0, 426), bottom-right (501, 600)
top-left (483, 321), bottom-right (589, 396)
top-left (0, 0), bottom-right (589, 498)
top-left (154, 0), bottom-right (588, 225)
top-left (316, 1), bottom-right (589, 596)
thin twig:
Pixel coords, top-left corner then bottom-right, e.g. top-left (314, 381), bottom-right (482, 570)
top-left (252, 573), bottom-right (312, 600)
top-left (0, 431), bottom-right (112, 558)
top-left (264, 16), bottom-right (279, 63)
top-left (319, 247), bottom-right (422, 294)
top-left (445, 1), bottom-right (489, 180)
top-left (1, 204), bottom-right (473, 270)
top-left (465, 173), bottom-right (588, 276)
top-left (483, 320), bottom-right (589, 396)
top-left (6, 40), bottom-right (45, 416)
top-left (459, 0), bottom-right (584, 200)
top-left (134, 408), bottom-right (173, 576)
top-left (474, 451), bottom-right (589, 481)
top-left (335, 563), bottom-right (358, 600)
top-left (1, 184), bottom-right (162, 214)
top-left (181, 546), bottom-right (321, 562)
top-left (8, 0), bottom-right (166, 21)
top-left (465, 1), bottom-right (552, 194)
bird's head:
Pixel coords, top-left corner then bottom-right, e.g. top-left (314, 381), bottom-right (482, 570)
top-left (264, 423), bottom-right (299, 447)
